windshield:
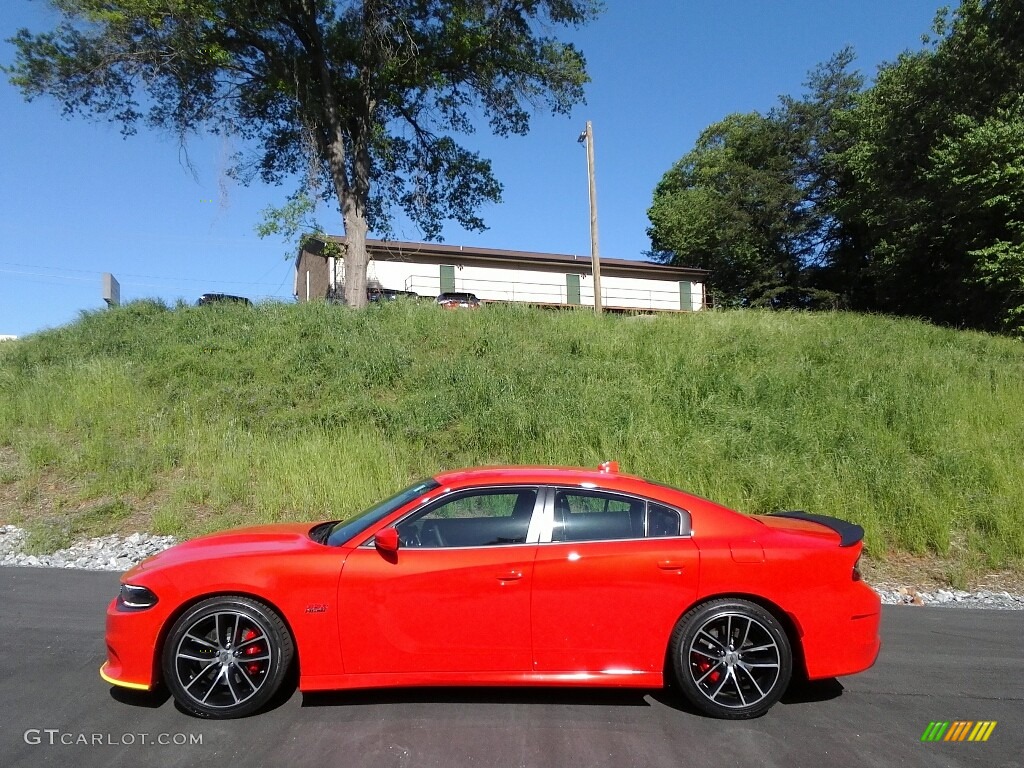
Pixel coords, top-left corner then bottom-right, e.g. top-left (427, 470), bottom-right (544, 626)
top-left (326, 478), bottom-right (439, 547)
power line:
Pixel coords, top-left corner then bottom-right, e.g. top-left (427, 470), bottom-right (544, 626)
top-left (0, 268), bottom-right (95, 283)
top-left (0, 260), bottom-right (291, 287)
top-left (0, 269), bottom-right (294, 298)
top-left (271, 261), bottom-right (295, 297)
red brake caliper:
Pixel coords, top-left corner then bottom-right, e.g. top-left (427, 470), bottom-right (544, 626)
top-left (694, 655), bottom-right (720, 683)
top-left (241, 628), bottom-right (263, 675)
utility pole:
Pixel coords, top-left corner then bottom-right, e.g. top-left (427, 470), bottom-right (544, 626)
top-left (578, 121), bottom-right (603, 313)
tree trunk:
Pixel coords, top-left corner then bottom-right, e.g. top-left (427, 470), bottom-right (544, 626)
top-left (340, 112), bottom-right (374, 309)
top-left (341, 190), bottom-right (369, 308)
top-left (322, 128), bottom-right (370, 309)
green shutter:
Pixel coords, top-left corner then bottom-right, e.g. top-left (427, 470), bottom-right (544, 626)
top-left (440, 265), bottom-right (456, 293)
top-left (566, 273), bottom-right (581, 305)
top-left (679, 281), bottom-right (693, 311)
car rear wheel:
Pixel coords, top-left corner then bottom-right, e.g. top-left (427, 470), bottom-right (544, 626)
top-left (670, 598), bottom-right (792, 719)
top-left (162, 596), bottom-right (294, 719)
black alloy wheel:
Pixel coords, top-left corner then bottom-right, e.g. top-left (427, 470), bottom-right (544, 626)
top-left (670, 598), bottom-right (792, 719)
top-left (162, 596), bottom-right (294, 719)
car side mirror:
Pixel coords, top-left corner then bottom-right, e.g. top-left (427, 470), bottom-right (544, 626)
top-left (375, 527), bottom-right (400, 554)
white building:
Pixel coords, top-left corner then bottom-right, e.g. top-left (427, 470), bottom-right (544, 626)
top-left (0, 335), bottom-right (17, 342)
top-left (295, 238), bottom-right (709, 312)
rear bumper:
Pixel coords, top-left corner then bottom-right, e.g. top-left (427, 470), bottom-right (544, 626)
top-left (802, 582), bottom-right (881, 679)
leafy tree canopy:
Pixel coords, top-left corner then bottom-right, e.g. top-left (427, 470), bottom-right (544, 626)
top-left (648, 51), bottom-right (862, 309)
top-left (839, 0), bottom-right (1024, 331)
top-left (6, 0), bottom-right (600, 306)
top-left (650, 0), bottom-right (1024, 334)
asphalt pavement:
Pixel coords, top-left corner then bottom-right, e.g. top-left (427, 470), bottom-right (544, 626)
top-left (1, 566), bottom-right (1021, 768)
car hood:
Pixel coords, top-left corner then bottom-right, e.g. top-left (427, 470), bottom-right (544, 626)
top-left (126, 522), bottom-right (320, 576)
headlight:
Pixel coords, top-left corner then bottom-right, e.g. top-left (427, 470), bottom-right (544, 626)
top-left (118, 584), bottom-right (159, 610)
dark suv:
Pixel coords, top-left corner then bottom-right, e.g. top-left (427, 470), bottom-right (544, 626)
top-left (369, 288), bottom-right (418, 302)
top-left (196, 293), bottom-right (252, 306)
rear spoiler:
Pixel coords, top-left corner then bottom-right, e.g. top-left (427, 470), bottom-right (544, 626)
top-left (770, 511), bottom-right (864, 547)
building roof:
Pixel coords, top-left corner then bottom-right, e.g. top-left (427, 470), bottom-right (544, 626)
top-left (304, 237), bottom-right (708, 282)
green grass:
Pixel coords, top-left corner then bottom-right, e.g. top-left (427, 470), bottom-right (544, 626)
top-left (1, 299), bottom-right (1022, 571)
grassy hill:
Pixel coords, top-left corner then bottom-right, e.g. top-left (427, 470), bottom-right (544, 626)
top-left (1, 300), bottom-right (1022, 579)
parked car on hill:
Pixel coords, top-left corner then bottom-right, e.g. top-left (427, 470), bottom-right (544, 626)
top-left (368, 288), bottom-right (418, 302)
top-left (196, 293), bottom-right (252, 306)
top-left (100, 462), bottom-right (880, 720)
top-left (435, 291), bottom-right (481, 309)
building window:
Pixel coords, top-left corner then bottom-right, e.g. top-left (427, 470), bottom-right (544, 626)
top-left (440, 264), bottom-right (456, 293)
top-left (566, 274), bottom-right (581, 305)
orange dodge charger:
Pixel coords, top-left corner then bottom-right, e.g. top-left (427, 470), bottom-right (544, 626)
top-left (101, 463), bottom-right (880, 719)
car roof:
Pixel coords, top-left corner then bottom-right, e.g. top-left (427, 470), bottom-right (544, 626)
top-left (429, 464), bottom-right (740, 515)
top-left (434, 464), bottom-right (649, 488)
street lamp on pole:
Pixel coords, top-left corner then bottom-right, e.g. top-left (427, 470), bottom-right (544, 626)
top-left (578, 121), bottom-right (603, 314)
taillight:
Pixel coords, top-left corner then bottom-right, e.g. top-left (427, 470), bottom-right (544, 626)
top-left (852, 555), bottom-right (862, 581)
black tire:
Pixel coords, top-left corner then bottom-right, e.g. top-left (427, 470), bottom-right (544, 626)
top-left (162, 596), bottom-right (294, 719)
top-left (670, 598), bottom-right (792, 719)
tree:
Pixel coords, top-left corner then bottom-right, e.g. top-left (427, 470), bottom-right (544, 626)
top-left (649, 0), bottom-right (1024, 332)
top-left (928, 106), bottom-right (1024, 331)
top-left (777, 50), bottom-right (867, 307)
top-left (838, 0), bottom-right (1024, 331)
top-left (6, 0), bottom-right (599, 307)
top-left (647, 112), bottom-right (803, 306)
top-left (647, 51), bottom-right (863, 308)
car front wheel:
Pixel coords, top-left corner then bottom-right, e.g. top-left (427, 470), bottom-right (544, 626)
top-left (670, 598), bottom-right (792, 719)
top-left (162, 596), bottom-right (294, 719)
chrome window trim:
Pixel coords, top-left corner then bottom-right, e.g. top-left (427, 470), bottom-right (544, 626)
top-left (537, 486), bottom-right (556, 544)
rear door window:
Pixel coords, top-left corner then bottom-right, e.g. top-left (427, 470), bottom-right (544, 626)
top-left (551, 490), bottom-right (688, 541)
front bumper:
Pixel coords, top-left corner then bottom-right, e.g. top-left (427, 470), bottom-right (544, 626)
top-left (99, 661), bottom-right (150, 691)
top-left (101, 596), bottom-right (167, 691)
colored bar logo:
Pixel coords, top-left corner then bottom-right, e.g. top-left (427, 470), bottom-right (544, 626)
top-left (921, 721), bottom-right (996, 742)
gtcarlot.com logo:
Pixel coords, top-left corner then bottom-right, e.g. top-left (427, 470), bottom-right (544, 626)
top-left (921, 721), bottom-right (997, 743)
top-left (24, 730), bottom-right (203, 747)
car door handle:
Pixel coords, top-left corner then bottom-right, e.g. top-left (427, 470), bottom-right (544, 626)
top-left (657, 561), bottom-right (686, 571)
top-left (496, 571), bottom-right (523, 582)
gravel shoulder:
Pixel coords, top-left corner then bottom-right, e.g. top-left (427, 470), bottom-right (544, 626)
top-left (2, 524), bottom-right (1021, 610)
top-left (0, 525), bottom-right (176, 572)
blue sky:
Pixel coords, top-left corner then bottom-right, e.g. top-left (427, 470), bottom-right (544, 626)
top-left (0, 1), bottom-right (947, 337)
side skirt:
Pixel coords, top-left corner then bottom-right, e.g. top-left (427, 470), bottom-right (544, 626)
top-left (298, 670), bottom-right (664, 692)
